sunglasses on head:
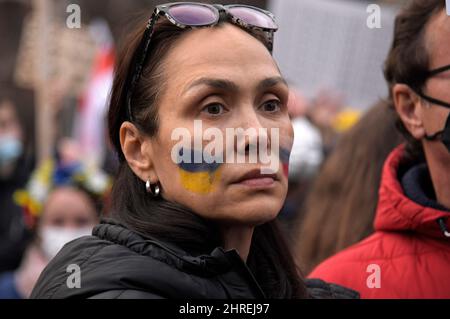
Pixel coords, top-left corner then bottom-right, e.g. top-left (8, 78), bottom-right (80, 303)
top-left (411, 64), bottom-right (450, 109)
top-left (124, 2), bottom-right (279, 122)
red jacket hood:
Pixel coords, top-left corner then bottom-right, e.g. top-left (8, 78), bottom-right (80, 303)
top-left (374, 145), bottom-right (450, 239)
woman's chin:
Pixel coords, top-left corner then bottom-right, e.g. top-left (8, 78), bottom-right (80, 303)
top-left (224, 199), bottom-right (283, 225)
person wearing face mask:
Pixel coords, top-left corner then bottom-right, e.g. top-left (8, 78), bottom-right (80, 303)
top-left (0, 87), bottom-right (35, 274)
top-left (0, 158), bottom-right (110, 298)
top-left (0, 127), bottom-right (23, 176)
top-left (309, 0), bottom-right (450, 298)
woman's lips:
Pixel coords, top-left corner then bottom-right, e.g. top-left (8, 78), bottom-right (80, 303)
top-left (232, 169), bottom-right (277, 188)
top-left (239, 176), bottom-right (275, 188)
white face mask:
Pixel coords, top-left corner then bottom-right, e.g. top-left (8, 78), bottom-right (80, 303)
top-left (0, 135), bottom-right (23, 167)
top-left (40, 226), bottom-right (93, 259)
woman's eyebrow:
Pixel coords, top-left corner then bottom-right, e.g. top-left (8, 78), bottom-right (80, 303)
top-left (183, 78), bottom-right (239, 95)
top-left (256, 76), bottom-right (288, 91)
top-left (183, 76), bottom-right (287, 95)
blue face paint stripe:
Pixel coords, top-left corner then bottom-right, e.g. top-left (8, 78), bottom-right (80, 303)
top-left (177, 147), bottom-right (222, 173)
top-left (177, 147), bottom-right (291, 171)
top-left (279, 147), bottom-right (291, 164)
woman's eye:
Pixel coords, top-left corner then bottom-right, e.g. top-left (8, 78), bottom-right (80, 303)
top-left (201, 103), bottom-right (226, 116)
top-left (261, 100), bottom-right (281, 113)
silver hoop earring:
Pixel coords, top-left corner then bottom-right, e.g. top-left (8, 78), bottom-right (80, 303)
top-left (146, 179), bottom-right (161, 197)
top-left (153, 183), bottom-right (160, 197)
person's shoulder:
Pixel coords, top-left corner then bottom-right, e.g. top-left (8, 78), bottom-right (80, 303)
top-left (30, 234), bottom-right (146, 299)
top-left (307, 233), bottom-right (385, 289)
top-left (307, 230), bottom-right (428, 295)
top-left (30, 231), bottom-right (207, 299)
top-left (311, 233), bottom-right (381, 270)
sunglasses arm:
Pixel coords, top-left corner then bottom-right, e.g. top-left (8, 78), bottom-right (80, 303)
top-left (126, 10), bottom-right (162, 121)
top-left (427, 64), bottom-right (450, 77)
top-left (413, 88), bottom-right (450, 109)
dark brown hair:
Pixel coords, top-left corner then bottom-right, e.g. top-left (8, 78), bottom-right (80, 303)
top-left (107, 16), bottom-right (306, 298)
top-left (294, 101), bottom-right (404, 274)
top-left (384, 0), bottom-right (446, 165)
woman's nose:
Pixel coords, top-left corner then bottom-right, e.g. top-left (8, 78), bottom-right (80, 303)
top-left (234, 109), bottom-right (271, 156)
top-left (238, 106), bottom-right (266, 130)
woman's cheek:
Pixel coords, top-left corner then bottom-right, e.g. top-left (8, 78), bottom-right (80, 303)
top-left (176, 147), bottom-right (223, 194)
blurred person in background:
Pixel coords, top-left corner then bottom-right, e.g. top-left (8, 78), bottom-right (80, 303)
top-left (30, 3), bottom-right (358, 299)
top-left (0, 85), bottom-right (35, 273)
top-left (280, 88), bottom-right (357, 236)
top-left (279, 89), bottom-right (324, 234)
top-left (287, 89), bottom-right (324, 182)
top-left (307, 89), bottom-right (345, 156)
top-left (294, 101), bottom-right (403, 274)
top-left (0, 154), bottom-right (110, 299)
top-left (309, 0), bottom-right (450, 298)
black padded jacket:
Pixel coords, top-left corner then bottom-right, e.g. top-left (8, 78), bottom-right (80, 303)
top-left (30, 219), bottom-right (359, 299)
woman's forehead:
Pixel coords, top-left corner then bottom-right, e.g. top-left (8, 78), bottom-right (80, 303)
top-left (164, 23), bottom-right (277, 76)
top-left (160, 24), bottom-right (281, 97)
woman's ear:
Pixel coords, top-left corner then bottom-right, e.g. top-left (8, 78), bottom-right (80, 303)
top-left (119, 121), bottom-right (156, 182)
top-left (392, 84), bottom-right (426, 139)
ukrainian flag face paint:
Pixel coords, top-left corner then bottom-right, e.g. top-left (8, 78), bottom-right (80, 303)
top-left (177, 147), bottom-right (223, 194)
top-left (279, 147), bottom-right (291, 177)
top-left (176, 143), bottom-right (291, 195)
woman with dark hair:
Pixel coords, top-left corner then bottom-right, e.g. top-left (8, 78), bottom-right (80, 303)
top-left (30, 3), bottom-right (357, 299)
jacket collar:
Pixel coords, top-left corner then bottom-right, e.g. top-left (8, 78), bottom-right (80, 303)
top-left (401, 163), bottom-right (450, 212)
top-left (93, 219), bottom-right (266, 298)
top-left (374, 145), bottom-right (450, 239)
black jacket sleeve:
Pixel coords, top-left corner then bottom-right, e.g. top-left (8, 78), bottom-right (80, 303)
top-left (305, 279), bottom-right (360, 299)
top-left (88, 289), bottom-right (166, 299)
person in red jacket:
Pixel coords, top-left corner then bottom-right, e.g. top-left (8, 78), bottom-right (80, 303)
top-left (309, 0), bottom-right (450, 298)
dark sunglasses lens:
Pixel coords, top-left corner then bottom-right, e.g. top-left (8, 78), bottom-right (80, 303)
top-left (228, 7), bottom-right (277, 29)
top-left (168, 4), bottom-right (217, 26)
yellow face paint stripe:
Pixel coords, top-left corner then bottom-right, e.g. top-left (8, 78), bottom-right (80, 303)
top-left (179, 168), bottom-right (222, 194)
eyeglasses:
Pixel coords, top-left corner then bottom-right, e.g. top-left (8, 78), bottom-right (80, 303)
top-left (411, 64), bottom-right (450, 109)
top-left (124, 2), bottom-right (279, 122)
